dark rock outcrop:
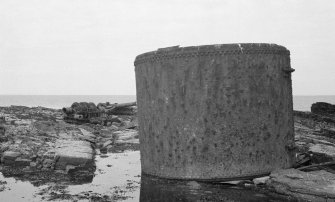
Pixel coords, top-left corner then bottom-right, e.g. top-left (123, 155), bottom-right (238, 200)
top-left (311, 102), bottom-right (335, 118)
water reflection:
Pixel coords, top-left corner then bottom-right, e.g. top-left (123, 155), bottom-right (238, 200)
top-left (140, 174), bottom-right (292, 202)
top-left (0, 172), bottom-right (46, 202)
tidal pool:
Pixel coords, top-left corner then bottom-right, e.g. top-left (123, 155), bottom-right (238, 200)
top-left (0, 151), bottom-right (141, 202)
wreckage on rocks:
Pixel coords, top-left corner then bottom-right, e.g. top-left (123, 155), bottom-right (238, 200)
top-left (62, 101), bottom-right (137, 125)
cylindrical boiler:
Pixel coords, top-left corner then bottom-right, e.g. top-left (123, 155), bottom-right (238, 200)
top-left (134, 43), bottom-right (295, 181)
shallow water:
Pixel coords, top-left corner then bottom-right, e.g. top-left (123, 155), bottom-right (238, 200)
top-left (0, 151), bottom-right (141, 202)
top-left (0, 173), bottom-right (47, 202)
top-left (66, 151), bottom-right (141, 201)
top-left (0, 150), bottom-right (292, 202)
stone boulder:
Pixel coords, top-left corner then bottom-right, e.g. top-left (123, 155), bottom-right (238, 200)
top-left (54, 140), bottom-right (94, 170)
top-left (102, 140), bottom-right (113, 148)
top-left (79, 128), bottom-right (97, 143)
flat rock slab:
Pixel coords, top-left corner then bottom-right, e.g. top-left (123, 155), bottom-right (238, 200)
top-left (267, 169), bottom-right (335, 201)
top-left (1, 151), bottom-right (21, 165)
top-left (115, 139), bottom-right (139, 144)
top-left (309, 144), bottom-right (335, 160)
top-left (115, 130), bottom-right (139, 144)
top-left (117, 131), bottom-right (138, 140)
top-left (15, 158), bottom-right (31, 166)
top-left (2, 151), bottom-right (21, 160)
top-left (55, 140), bottom-right (94, 170)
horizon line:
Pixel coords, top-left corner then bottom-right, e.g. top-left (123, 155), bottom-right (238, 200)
top-left (0, 94), bottom-right (334, 96)
top-left (0, 94), bottom-right (137, 96)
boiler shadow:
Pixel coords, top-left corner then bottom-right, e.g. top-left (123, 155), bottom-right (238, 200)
top-left (139, 174), bottom-right (293, 202)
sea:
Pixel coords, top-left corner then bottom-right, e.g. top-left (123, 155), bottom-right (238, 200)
top-left (0, 95), bottom-right (334, 111)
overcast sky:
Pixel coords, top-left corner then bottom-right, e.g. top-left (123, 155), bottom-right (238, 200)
top-left (0, 0), bottom-right (334, 95)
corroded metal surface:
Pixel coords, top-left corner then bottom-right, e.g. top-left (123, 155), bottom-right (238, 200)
top-left (134, 43), bottom-right (295, 180)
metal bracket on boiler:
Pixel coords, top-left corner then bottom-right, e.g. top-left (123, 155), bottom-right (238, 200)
top-left (283, 68), bottom-right (295, 73)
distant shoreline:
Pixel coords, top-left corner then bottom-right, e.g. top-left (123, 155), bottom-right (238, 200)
top-left (0, 95), bottom-right (335, 111)
top-left (0, 95), bottom-right (137, 109)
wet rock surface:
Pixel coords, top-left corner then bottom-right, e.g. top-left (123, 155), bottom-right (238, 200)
top-left (267, 169), bottom-right (335, 201)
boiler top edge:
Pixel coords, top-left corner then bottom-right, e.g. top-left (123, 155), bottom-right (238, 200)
top-left (134, 43), bottom-right (290, 66)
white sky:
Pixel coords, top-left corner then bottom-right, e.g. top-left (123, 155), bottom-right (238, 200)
top-left (0, 0), bottom-right (334, 95)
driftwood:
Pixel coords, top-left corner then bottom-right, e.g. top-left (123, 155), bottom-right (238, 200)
top-left (297, 161), bottom-right (335, 171)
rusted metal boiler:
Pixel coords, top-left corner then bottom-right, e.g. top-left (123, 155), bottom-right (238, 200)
top-left (134, 43), bottom-right (295, 180)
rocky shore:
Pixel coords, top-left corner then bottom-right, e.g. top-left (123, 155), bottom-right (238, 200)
top-left (0, 105), bottom-right (139, 195)
top-left (0, 102), bottom-right (335, 201)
